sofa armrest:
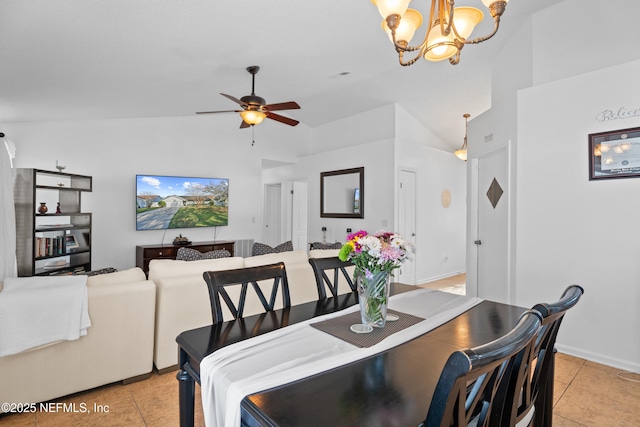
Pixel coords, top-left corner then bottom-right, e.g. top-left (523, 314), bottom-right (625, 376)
top-left (153, 275), bottom-right (214, 371)
top-left (0, 280), bottom-right (156, 407)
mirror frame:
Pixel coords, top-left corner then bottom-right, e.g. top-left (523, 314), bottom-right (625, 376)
top-left (320, 167), bottom-right (364, 218)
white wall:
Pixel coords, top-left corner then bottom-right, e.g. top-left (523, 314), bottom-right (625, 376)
top-left (6, 101), bottom-right (467, 285)
top-left (310, 104), bottom-right (396, 155)
top-left (6, 115), bottom-right (310, 270)
top-left (517, 59), bottom-right (640, 372)
top-left (395, 105), bottom-right (467, 283)
top-left (263, 104), bottom-right (468, 284)
top-left (263, 140), bottom-right (395, 246)
top-left (465, 0), bottom-right (640, 371)
top-left (532, 0), bottom-right (640, 87)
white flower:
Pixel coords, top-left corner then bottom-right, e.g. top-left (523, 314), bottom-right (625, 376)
top-left (360, 235), bottom-right (381, 256)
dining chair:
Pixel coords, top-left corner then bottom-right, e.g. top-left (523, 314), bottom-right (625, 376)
top-left (308, 256), bottom-right (356, 299)
top-left (495, 285), bottom-right (584, 427)
top-left (419, 309), bottom-right (543, 427)
top-left (202, 262), bottom-right (291, 324)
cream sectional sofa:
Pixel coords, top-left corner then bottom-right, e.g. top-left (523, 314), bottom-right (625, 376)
top-left (150, 248), bottom-right (349, 372)
top-left (0, 268), bottom-right (156, 411)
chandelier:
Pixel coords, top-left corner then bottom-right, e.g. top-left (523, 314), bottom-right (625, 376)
top-left (371, 0), bottom-right (510, 65)
top-left (455, 113), bottom-right (470, 161)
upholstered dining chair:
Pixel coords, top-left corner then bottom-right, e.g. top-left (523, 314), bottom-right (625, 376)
top-left (419, 309), bottom-right (543, 427)
top-left (202, 262), bottom-right (291, 324)
top-left (494, 285), bottom-right (584, 427)
top-left (308, 256), bottom-right (357, 299)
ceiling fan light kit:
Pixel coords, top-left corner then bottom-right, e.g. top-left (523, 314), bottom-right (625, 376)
top-left (372, 0), bottom-right (510, 66)
top-left (196, 65), bottom-right (300, 128)
top-left (240, 110), bottom-right (266, 126)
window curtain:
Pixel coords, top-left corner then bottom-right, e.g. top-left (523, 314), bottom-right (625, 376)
top-left (1, 138), bottom-right (17, 281)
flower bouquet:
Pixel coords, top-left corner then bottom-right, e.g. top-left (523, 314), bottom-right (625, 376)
top-left (338, 230), bottom-right (410, 328)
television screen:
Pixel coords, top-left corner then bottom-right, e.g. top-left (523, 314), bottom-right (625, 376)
top-left (136, 174), bottom-right (229, 231)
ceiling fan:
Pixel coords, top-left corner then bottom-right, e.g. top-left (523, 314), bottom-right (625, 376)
top-left (196, 66), bottom-right (301, 128)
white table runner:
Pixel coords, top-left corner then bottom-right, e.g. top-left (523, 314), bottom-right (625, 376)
top-left (200, 289), bottom-right (482, 427)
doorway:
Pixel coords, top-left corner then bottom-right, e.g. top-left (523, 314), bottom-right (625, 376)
top-left (471, 146), bottom-right (513, 304)
top-left (263, 184), bottom-right (282, 247)
top-left (264, 181), bottom-right (309, 250)
top-left (398, 169), bottom-right (416, 285)
top-left (290, 181), bottom-right (308, 250)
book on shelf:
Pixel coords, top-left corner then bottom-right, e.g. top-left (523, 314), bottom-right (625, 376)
top-left (36, 236), bottom-right (65, 258)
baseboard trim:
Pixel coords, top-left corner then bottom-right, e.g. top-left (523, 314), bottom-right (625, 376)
top-left (419, 271), bottom-right (466, 285)
top-left (556, 344), bottom-right (640, 374)
top-left (122, 372), bottom-right (152, 385)
top-left (156, 364), bottom-right (179, 375)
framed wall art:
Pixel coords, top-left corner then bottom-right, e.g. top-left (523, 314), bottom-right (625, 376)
top-left (589, 126), bottom-right (640, 180)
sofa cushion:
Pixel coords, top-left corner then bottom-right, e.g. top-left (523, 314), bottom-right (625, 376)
top-left (310, 242), bottom-right (342, 249)
top-left (148, 257), bottom-right (245, 283)
top-left (308, 248), bottom-right (342, 259)
top-left (251, 241), bottom-right (293, 256)
top-left (81, 267), bottom-right (118, 277)
top-left (87, 267), bottom-right (146, 287)
top-left (243, 250), bottom-right (309, 268)
top-left (176, 247), bottom-right (231, 261)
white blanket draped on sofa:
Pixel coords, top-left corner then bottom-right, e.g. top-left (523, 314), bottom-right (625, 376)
top-left (200, 289), bottom-right (483, 427)
top-left (0, 275), bottom-right (91, 357)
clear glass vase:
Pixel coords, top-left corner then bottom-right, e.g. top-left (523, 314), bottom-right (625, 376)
top-left (357, 270), bottom-right (390, 328)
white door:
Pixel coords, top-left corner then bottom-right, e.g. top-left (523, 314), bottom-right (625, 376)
top-left (264, 184), bottom-right (282, 246)
top-left (476, 148), bottom-right (509, 303)
top-left (398, 169), bottom-right (417, 285)
top-left (291, 181), bottom-right (308, 251)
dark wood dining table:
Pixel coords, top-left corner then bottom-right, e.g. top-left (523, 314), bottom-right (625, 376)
top-left (176, 284), bottom-right (528, 427)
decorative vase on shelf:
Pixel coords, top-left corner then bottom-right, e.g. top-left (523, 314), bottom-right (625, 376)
top-left (38, 202), bottom-right (48, 215)
top-left (357, 269), bottom-right (391, 328)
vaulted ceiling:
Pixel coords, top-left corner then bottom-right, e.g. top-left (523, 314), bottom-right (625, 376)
top-left (0, 0), bottom-right (557, 151)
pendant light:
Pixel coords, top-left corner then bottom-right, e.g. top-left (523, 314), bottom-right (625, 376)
top-left (454, 113), bottom-right (470, 161)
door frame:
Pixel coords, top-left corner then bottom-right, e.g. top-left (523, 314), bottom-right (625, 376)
top-left (263, 183), bottom-right (282, 246)
top-left (467, 140), bottom-right (516, 303)
top-left (397, 167), bottom-right (417, 285)
top-left (290, 180), bottom-right (309, 251)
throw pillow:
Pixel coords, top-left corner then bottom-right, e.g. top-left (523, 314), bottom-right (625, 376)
top-left (310, 242), bottom-right (342, 249)
top-left (176, 247), bottom-right (231, 261)
top-left (80, 267), bottom-right (118, 276)
top-left (251, 241), bottom-right (294, 256)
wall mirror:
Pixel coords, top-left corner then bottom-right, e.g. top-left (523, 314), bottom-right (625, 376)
top-left (320, 167), bottom-right (364, 218)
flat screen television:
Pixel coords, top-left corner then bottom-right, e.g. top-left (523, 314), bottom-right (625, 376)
top-left (136, 174), bottom-right (229, 231)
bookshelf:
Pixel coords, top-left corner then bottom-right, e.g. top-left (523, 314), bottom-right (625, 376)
top-left (14, 168), bottom-right (92, 276)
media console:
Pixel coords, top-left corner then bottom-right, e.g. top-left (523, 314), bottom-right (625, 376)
top-left (135, 240), bottom-right (235, 275)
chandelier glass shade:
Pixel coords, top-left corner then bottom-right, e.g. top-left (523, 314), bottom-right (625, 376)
top-left (372, 0), bottom-right (510, 65)
top-left (240, 109), bottom-right (267, 126)
top-left (455, 113), bottom-right (470, 161)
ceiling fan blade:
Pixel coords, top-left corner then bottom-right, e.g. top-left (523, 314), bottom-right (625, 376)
top-left (240, 120), bottom-right (251, 129)
top-left (264, 101), bottom-right (300, 111)
top-left (220, 93), bottom-right (247, 107)
top-left (196, 110), bottom-right (241, 114)
top-left (266, 112), bottom-right (299, 127)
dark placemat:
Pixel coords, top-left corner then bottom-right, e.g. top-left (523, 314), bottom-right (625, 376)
top-left (310, 309), bottom-right (424, 348)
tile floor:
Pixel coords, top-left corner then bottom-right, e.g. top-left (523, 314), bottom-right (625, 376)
top-left (2, 274), bottom-right (638, 426)
top-left (2, 353), bottom-right (638, 426)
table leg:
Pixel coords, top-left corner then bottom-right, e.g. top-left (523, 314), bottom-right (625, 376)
top-left (177, 367), bottom-right (195, 427)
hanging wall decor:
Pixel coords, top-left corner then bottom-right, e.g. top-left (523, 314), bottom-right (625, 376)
top-left (589, 126), bottom-right (640, 180)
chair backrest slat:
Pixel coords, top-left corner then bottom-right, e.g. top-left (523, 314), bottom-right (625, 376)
top-left (420, 309), bottom-right (543, 427)
top-left (203, 262), bottom-right (291, 324)
top-left (495, 284), bottom-right (584, 427)
top-left (309, 257), bottom-right (356, 299)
